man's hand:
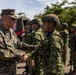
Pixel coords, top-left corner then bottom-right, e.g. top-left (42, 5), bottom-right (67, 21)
top-left (34, 43), bottom-right (41, 49)
top-left (20, 54), bottom-right (28, 62)
top-left (31, 59), bottom-right (35, 67)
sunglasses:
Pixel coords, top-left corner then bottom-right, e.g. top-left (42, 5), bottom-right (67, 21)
top-left (11, 18), bottom-right (16, 21)
top-left (8, 16), bottom-right (16, 21)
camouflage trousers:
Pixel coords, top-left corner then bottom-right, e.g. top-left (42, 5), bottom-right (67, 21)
top-left (0, 58), bottom-right (16, 75)
top-left (70, 51), bottom-right (76, 71)
top-left (63, 46), bottom-right (68, 65)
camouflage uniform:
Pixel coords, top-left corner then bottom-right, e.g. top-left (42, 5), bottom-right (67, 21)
top-left (29, 18), bottom-right (45, 75)
top-left (32, 28), bottom-right (45, 75)
top-left (69, 24), bottom-right (76, 72)
top-left (60, 23), bottom-right (69, 65)
top-left (41, 14), bottom-right (65, 75)
top-left (22, 30), bottom-right (35, 75)
top-left (0, 9), bottom-right (35, 75)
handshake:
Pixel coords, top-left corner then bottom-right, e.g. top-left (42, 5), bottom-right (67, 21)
top-left (15, 54), bottom-right (28, 62)
top-left (15, 43), bottom-right (41, 62)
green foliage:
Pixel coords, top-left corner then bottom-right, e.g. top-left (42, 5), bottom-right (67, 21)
top-left (17, 12), bottom-right (26, 19)
top-left (35, 0), bottom-right (76, 27)
top-left (34, 13), bottom-right (42, 19)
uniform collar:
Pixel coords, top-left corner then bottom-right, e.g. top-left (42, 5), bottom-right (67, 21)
top-left (46, 30), bottom-right (54, 38)
top-left (0, 24), bottom-right (11, 34)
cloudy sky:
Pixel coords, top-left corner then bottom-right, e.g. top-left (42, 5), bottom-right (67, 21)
top-left (0, 0), bottom-right (73, 19)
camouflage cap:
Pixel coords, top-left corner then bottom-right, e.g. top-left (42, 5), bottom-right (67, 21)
top-left (31, 18), bottom-right (42, 26)
top-left (61, 23), bottom-right (68, 28)
top-left (42, 14), bottom-right (60, 26)
top-left (1, 9), bottom-right (17, 19)
top-left (71, 24), bottom-right (76, 28)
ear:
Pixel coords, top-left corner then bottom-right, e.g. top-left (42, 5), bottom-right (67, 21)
top-left (1, 15), bottom-right (7, 22)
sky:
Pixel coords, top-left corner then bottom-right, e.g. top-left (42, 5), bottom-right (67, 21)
top-left (0, 0), bottom-right (74, 19)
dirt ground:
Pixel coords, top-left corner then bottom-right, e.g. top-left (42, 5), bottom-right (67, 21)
top-left (16, 62), bottom-right (26, 75)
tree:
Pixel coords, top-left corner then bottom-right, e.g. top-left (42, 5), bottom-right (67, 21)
top-left (34, 13), bottom-right (43, 19)
top-left (34, 0), bottom-right (76, 26)
top-left (17, 12), bottom-right (26, 19)
top-left (44, 5), bottom-right (50, 12)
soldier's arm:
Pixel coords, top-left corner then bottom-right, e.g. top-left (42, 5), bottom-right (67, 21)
top-left (13, 31), bottom-right (38, 50)
top-left (17, 40), bottom-right (36, 50)
top-left (0, 33), bottom-right (8, 58)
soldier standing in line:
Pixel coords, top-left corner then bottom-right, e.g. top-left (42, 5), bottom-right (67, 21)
top-left (41, 14), bottom-right (65, 75)
top-left (22, 20), bottom-right (32, 44)
top-left (0, 9), bottom-right (39, 75)
top-left (22, 20), bottom-right (34, 75)
top-left (69, 24), bottom-right (76, 75)
top-left (24, 20), bottom-right (32, 33)
top-left (29, 18), bottom-right (45, 75)
top-left (60, 23), bottom-right (69, 65)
